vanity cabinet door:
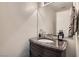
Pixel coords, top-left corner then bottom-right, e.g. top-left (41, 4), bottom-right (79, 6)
top-left (30, 41), bottom-right (43, 57)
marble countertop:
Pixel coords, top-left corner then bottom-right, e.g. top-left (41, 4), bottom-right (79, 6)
top-left (29, 37), bottom-right (68, 52)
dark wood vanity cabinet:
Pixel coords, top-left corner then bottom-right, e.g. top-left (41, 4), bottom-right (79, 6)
top-left (30, 40), bottom-right (67, 57)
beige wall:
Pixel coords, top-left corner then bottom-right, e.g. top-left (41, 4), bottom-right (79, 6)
top-left (0, 2), bottom-right (37, 56)
top-left (38, 6), bottom-right (56, 34)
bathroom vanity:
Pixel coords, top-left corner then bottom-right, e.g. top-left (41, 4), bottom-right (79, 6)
top-left (29, 37), bottom-right (68, 57)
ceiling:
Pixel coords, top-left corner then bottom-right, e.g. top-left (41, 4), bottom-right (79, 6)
top-left (46, 2), bottom-right (73, 12)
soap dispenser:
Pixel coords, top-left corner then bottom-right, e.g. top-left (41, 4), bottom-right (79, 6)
top-left (58, 30), bottom-right (64, 41)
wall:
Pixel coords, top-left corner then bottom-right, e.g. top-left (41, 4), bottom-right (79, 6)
top-left (38, 6), bottom-right (56, 34)
top-left (0, 2), bottom-right (37, 56)
top-left (65, 37), bottom-right (76, 57)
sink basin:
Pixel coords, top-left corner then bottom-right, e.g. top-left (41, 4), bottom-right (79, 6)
top-left (38, 39), bottom-right (67, 49)
top-left (38, 39), bottom-right (54, 43)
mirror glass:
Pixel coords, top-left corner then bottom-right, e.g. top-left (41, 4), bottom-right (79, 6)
top-left (37, 2), bottom-right (73, 38)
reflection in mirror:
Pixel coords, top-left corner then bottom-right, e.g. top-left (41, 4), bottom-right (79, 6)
top-left (37, 2), bottom-right (73, 38)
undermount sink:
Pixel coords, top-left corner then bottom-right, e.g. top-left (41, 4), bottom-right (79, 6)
top-left (38, 39), bottom-right (54, 43)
